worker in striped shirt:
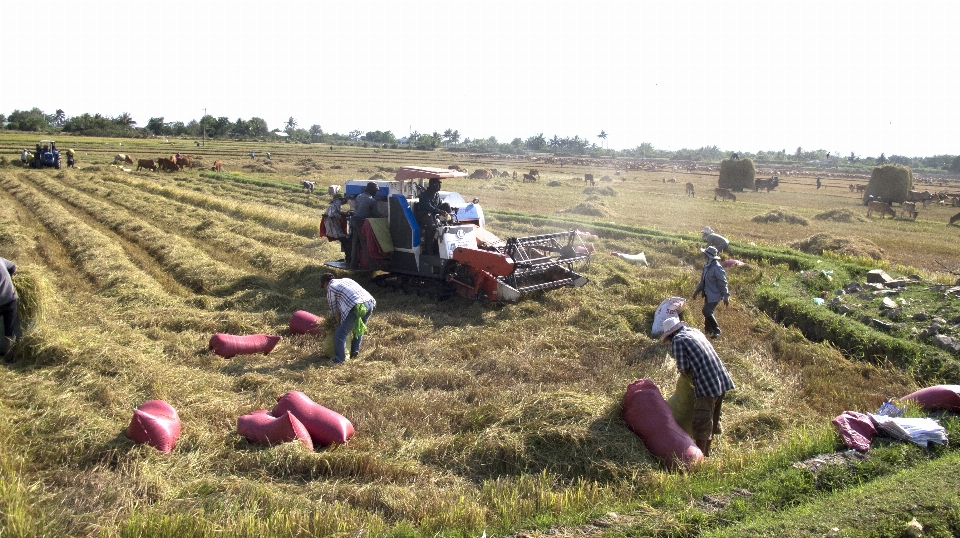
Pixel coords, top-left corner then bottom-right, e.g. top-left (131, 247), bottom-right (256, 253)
top-left (321, 274), bottom-right (376, 364)
top-left (660, 317), bottom-right (735, 457)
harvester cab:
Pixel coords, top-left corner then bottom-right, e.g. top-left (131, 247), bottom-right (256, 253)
top-left (32, 140), bottom-right (61, 169)
top-left (323, 166), bottom-right (591, 302)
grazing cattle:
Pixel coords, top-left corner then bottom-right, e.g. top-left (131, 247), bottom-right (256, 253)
top-left (685, 182), bottom-right (695, 197)
top-left (667, 178), bottom-right (676, 183)
top-left (529, 169), bottom-right (540, 179)
top-left (522, 173), bottom-right (537, 183)
top-left (950, 211), bottom-right (960, 225)
top-left (584, 173), bottom-right (595, 185)
top-left (211, 160), bottom-right (223, 172)
top-left (447, 165), bottom-right (466, 172)
top-left (755, 177), bottom-right (779, 192)
top-left (301, 180), bottom-right (315, 193)
top-left (157, 157), bottom-right (179, 172)
top-left (907, 190), bottom-right (934, 208)
top-left (137, 159), bottom-right (157, 172)
top-left (176, 155), bottom-right (194, 169)
top-left (855, 184), bottom-right (866, 193)
top-left (900, 202), bottom-right (918, 219)
top-left (499, 170), bottom-right (511, 178)
top-left (469, 169), bottom-right (493, 179)
top-left (114, 153), bottom-right (135, 165)
top-left (714, 188), bottom-right (736, 202)
top-left (867, 200), bottom-right (896, 219)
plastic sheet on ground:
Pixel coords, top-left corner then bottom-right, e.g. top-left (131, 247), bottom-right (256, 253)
top-left (868, 414), bottom-right (948, 447)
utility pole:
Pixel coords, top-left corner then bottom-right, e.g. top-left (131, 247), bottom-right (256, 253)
top-left (202, 108), bottom-right (206, 147)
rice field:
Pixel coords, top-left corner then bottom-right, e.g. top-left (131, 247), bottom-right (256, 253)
top-left (1, 136), bottom-right (958, 537)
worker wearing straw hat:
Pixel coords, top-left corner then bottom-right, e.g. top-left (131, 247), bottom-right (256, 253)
top-left (692, 245), bottom-right (729, 339)
top-left (660, 317), bottom-right (734, 457)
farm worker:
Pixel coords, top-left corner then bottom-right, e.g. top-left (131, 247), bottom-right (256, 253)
top-left (321, 273), bottom-right (375, 364)
top-left (348, 182), bottom-right (384, 268)
top-left (816, 176), bottom-right (822, 189)
top-left (660, 317), bottom-right (735, 457)
top-left (692, 245), bottom-right (729, 339)
top-left (700, 226), bottom-right (729, 253)
top-left (250, 152), bottom-right (255, 159)
top-left (414, 177), bottom-right (450, 253)
top-left (266, 152), bottom-right (272, 159)
top-left (1, 257), bottom-right (22, 362)
top-left (20, 149), bottom-right (28, 165)
top-left (323, 193), bottom-right (351, 261)
top-left (67, 149), bottom-right (75, 168)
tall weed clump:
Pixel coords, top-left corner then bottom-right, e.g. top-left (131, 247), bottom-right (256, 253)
top-left (865, 164), bottom-right (913, 203)
top-left (718, 158), bottom-right (755, 191)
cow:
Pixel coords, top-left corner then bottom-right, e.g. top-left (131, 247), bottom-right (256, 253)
top-left (137, 159), bottom-right (157, 172)
top-left (499, 171), bottom-right (511, 178)
top-left (114, 154), bottom-right (135, 165)
top-left (755, 177), bottom-right (779, 192)
top-left (714, 188), bottom-right (736, 202)
top-left (469, 169), bottom-right (493, 179)
top-left (301, 180), bottom-right (315, 193)
top-left (176, 155), bottom-right (194, 169)
top-left (867, 200), bottom-right (896, 219)
top-left (584, 173), bottom-right (595, 185)
top-left (157, 157), bottom-right (179, 172)
top-left (855, 184), bottom-right (866, 193)
top-left (211, 160), bottom-right (223, 172)
top-left (907, 190), bottom-right (933, 208)
top-left (950, 211), bottom-right (960, 225)
top-left (447, 165), bottom-right (467, 173)
top-left (522, 173), bottom-right (537, 183)
top-left (900, 202), bottom-right (918, 219)
top-left (529, 169), bottom-right (540, 179)
top-left (685, 182), bottom-right (695, 197)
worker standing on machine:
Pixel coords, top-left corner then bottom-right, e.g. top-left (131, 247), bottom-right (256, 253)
top-left (414, 178), bottom-right (449, 254)
top-left (349, 182), bottom-right (383, 269)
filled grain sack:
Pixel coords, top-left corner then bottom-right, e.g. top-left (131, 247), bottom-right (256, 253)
top-left (622, 378), bottom-right (703, 471)
top-left (125, 400), bottom-right (182, 454)
top-left (289, 310), bottom-right (324, 335)
top-left (667, 373), bottom-right (695, 436)
top-left (272, 390), bottom-right (355, 447)
top-left (209, 333), bottom-right (282, 358)
top-left (237, 409), bottom-right (314, 450)
top-left (652, 298), bottom-right (685, 334)
top-left (901, 385), bottom-right (960, 412)
top-left (831, 410), bottom-right (876, 452)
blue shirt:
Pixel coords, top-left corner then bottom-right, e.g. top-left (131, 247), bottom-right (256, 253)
top-left (670, 326), bottom-right (735, 398)
top-left (326, 278), bottom-right (375, 320)
top-left (694, 259), bottom-right (729, 303)
top-left (353, 193), bottom-right (382, 220)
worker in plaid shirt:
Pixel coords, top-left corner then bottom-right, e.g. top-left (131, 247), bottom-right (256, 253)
top-left (660, 318), bottom-right (734, 457)
top-left (321, 274), bottom-right (376, 364)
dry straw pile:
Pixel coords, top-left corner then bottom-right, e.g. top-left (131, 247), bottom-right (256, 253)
top-left (865, 164), bottom-right (913, 203)
top-left (718, 157), bottom-right (755, 191)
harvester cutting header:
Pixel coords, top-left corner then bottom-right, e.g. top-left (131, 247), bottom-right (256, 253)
top-left (321, 166), bottom-right (591, 302)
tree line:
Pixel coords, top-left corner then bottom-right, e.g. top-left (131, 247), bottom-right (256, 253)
top-left (3, 107), bottom-right (958, 172)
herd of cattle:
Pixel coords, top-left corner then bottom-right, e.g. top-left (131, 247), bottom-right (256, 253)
top-left (113, 153), bottom-right (223, 174)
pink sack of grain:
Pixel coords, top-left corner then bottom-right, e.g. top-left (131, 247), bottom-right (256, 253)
top-left (901, 385), bottom-right (960, 412)
top-left (621, 379), bottom-right (703, 471)
top-left (289, 310), bottom-right (324, 335)
top-left (271, 390), bottom-right (355, 447)
top-left (125, 399), bottom-right (182, 454)
top-left (237, 409), bottom-right (314, 451)
top-left (209, 333), bottom-right (282, 358)
top-left (831, 410), bottom-right (876, 452)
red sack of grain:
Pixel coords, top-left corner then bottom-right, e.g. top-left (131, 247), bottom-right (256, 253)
top-left (237, 409), bottom-right (314, 451)
top-left (125, 399), bottom-right (182, 454)
top-left (209, 333), bottom-right (281, 358)
top-left (271, 390), bottom-right (355, 447)
top-left (621, 379), bottom-right (703, 471)
top-left (831, 411), bottom-right (876, 452)
top-left (901, 385), bottom-right (960, 412)
top-left (289, 310), bottom-right (324, 335)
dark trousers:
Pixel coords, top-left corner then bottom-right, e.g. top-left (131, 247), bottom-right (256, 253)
top-left (702, 301), bottom-right (720, 335)
top-left (1, 299), bottom-right (21, 357)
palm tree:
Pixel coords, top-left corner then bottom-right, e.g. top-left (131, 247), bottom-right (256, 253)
top-left (597, 130), bottom-right (608, 149)
top-left (115, 112), bottom-right (136, 127)
top-left (53, 109), bottom-right (66, 126)
top-left (286, 117), bottom-right (298, 131)
top-left (548, 135), bottom-right (561, 152)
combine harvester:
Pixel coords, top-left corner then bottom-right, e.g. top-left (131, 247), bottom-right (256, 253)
top-left (323, 166), bottom-right (591, 302)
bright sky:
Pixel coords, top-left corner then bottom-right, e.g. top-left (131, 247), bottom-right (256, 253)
top-left (2, 1), bottom-right (956, 158)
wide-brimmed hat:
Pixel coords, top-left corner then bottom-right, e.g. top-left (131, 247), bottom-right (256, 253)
top-left (701, 226), bottom-right (714, 235)
top-left (660, 317), bottom-right (685, 343)
top-left (701, 245), bottom-right (720, 259)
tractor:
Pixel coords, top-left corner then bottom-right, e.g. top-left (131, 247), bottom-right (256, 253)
top-left (30, 140), bottom-right (62, 169)
top-left (322, 166), bottom-right (591, 302)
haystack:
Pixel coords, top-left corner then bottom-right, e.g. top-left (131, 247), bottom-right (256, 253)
top-left (718, 158), bottom-right (755, 191)
top-left (791, 233), bottom-right (883, 260)
top-left (864, 164), bottom-right (913, 203)
top-left (752, 209), bottom-right (809, 226)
